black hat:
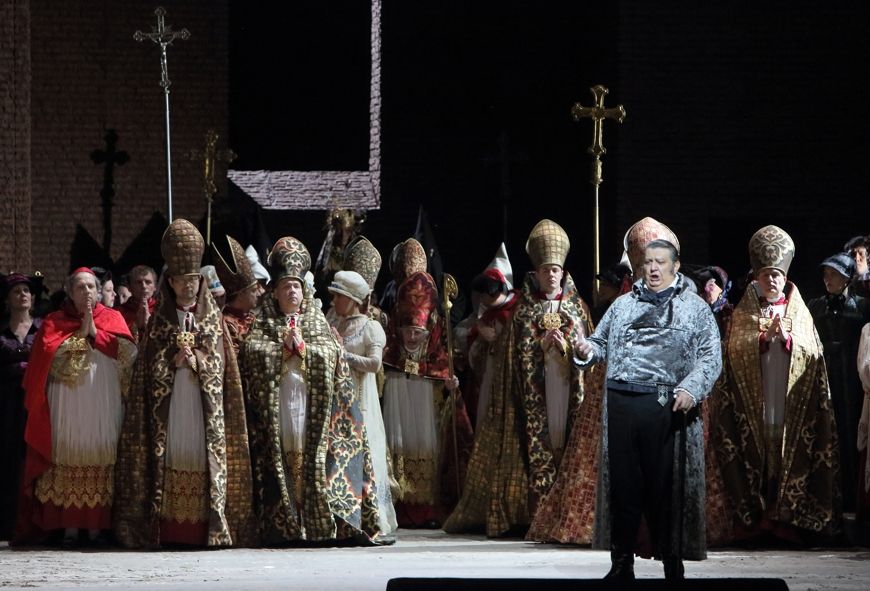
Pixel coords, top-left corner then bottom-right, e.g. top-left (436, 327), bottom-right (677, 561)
top-left (1, 271), bottom-right (46, 303)
top-left (820, 253), bottom-right (855, 279)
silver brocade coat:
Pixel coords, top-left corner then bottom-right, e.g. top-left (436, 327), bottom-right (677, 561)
top-left (582, 274), bottom-right (722, 400)
top-left (579, 273), bottom-right (722, 560)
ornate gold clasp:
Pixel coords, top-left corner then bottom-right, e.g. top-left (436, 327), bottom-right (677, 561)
top-left (403, 358), bottom-right (420, 376)
top-left (540, 312), bottom-right (562, 331)
top-left (176, 330), bottom-right (196, 349)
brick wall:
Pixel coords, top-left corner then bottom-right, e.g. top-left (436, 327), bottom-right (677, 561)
top-left (11, 0), bottom-right (228, 291)
top-left (0, 0), bottom-right (32, 274)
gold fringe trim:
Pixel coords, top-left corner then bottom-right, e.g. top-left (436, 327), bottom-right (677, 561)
top-left (35, 463), bottom-right (114, 509)
top-left (162, 468), bottom-right (209, 524)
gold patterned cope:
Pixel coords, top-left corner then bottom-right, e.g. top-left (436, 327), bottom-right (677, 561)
top-left (344, 236), bottom-right (382, 290)
top-left (239, 292), bottom-right (380, 544)
top-left (444, 273), bottom-right (594, 536)
top-left (113, 279), bottom-right (256, 548)
top-left (514, 273), bottom-right (591, 513)
top-left (526, 220), bottom-right (570, 269)
top-left (443, 309), bottom-right (530, 536)
top-left (749, 225), bottom-right (795, 274)
top-left (526, 359), bottom-right (605, 545)
top-left (710, 282), bottom-right (840, 534)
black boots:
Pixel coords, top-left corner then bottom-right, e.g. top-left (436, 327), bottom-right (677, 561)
top-left (663, 556), bottom-right (685, 580)
top-left (605, 550), bottom-right (684, 580)
top-left (604, 551), bottom-right (635, 580)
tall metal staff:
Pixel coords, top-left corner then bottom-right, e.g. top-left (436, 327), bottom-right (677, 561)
top-left (571, 85), bottom-right (625, 302)
top-left (442, 273), bottom-right (461, 498)
top-left (134, 7), bottom-right (190, 222)
top-left (190, 129), bottom-right (236, 245)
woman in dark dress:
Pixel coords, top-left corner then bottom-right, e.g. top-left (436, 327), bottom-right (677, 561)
top-left (0, 273), bottom-right (43, 540)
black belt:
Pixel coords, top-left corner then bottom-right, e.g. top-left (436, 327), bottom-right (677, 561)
top-left (607, 379), bottom-right (702, 416)
top-left (606, 379), bottom-right (673, 395)
top-left (607, 379), bottom-right (674, 407)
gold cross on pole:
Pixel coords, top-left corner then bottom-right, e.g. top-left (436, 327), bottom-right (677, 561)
top-left (571, 85), bottom-right (626, 185)
top-left (189, 129), bottom-right (237, 245)
top-left (570, 84), bottom-right (626, 302)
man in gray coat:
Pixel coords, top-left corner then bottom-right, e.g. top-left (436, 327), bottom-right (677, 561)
top-left (575, 239), bottom-right (722, 580)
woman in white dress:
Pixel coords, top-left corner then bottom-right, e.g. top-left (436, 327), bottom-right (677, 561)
top-left (327, 271), bottom-right (398, 537)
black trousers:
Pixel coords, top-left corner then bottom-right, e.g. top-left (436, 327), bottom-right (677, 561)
top-left (607, 388), bottom-right (676, 558)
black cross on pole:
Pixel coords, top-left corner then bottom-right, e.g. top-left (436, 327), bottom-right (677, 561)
top-left (91, 129), bottom-right (130, 254)
top-left (134, 7), bottom-right (189, 223)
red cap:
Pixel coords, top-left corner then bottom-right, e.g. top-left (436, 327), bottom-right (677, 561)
top-left (483, 267), bottom-right (507, 285)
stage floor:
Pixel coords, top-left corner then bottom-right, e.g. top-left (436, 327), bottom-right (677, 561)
top-left (1, 529), bottom-right (867, 590)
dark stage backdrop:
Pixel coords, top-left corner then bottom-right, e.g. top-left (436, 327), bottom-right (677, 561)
top-left (227, 2), bottom-right (870, 304)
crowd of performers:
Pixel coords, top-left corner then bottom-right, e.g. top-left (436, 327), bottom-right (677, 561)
top-left (2, 216), bottom-right (870, 578)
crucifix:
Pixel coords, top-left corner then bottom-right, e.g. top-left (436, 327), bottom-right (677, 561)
top-left (189, 129), bottom-right (237, 245)
top-left (571, 84), bottom-right (626, 301)
top-left (134, 7), bottom-right (190, 223)
top-left (90, 129), bottom-right (130, 254)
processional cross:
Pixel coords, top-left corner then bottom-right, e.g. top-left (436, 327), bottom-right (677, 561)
top-left (571, 84), bottom-right (625, 301)
top-left (134, 7), bottom-right (190, 223)
top-left (189, 129), bottom-right (237, 245)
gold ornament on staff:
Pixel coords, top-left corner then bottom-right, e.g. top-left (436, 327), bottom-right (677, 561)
top-left (442, 272), bottom-right (461, 499)
top-left (571, 84), bottom-right (626, 302)
top-left (189, 129), bottom-right (237, 245)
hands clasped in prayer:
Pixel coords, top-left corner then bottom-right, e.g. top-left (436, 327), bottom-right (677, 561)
top-left (173, 343), bottom-right (198, 369)
top-left (542, 328), bottom-right (567, 355)
top-left (284, 323), bottom-right (305, 355)
top-left (77, 295), bottom-right (98, 340)
top-left (136, 297), bottom-right (151, 331)
top-left (763, 314), bottom-right (790, 343)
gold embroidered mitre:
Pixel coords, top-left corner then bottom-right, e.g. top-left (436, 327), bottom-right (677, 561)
top-left (213, 234), bottom-right (258, 297)
top-left (749, 225), bottom-right (795, 274)
top-left (526, 219), bottom-right (570, 268)
top-left (161, 219), bottom-right (205, 277)
top-left (267, 237), bottom-right (311, 284)
top-left (344, 236), bottom-right (382, 290)
top-left (389, 238), bottom-right (427, 284)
